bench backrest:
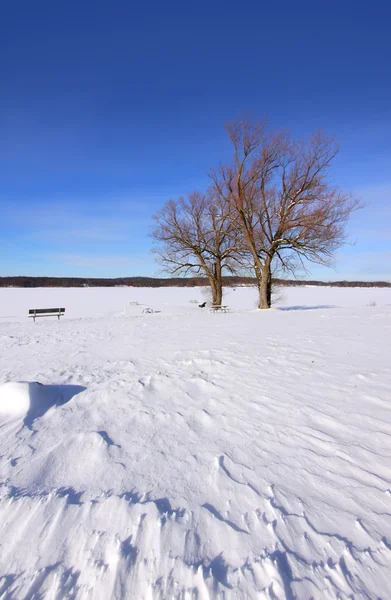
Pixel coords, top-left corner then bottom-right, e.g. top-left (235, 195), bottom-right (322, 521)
top-left (29, 308), bottom-right (65, 314)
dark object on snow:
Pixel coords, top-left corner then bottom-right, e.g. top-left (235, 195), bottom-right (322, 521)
top-left (198, 302), bottom-right (207, 308)
top-left (29, 308), bottom-right (65, 322)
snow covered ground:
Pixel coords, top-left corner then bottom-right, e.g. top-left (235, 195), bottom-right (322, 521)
top-left (0, 286), bottom-right (391, 599)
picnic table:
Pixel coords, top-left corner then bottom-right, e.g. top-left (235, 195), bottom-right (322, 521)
top-left (209, 305), bottom-right (229, 313)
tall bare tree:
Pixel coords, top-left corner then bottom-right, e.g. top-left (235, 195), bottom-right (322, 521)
top-left (210, 118), bottom-right (360, 308)
top-left (152, 191), bottom-right (242, 305)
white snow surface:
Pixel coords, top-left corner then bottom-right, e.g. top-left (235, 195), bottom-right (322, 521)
top-left (0, 285), bottom-right (391, 599)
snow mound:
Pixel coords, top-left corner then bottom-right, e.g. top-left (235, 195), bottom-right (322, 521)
top-left (0, 382), bottom-right (53, 419)
top-left (0, 382), bottom-right (85, 424)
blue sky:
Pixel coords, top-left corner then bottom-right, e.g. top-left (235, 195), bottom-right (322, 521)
top-left (1, 0), bottom-right (390, 280)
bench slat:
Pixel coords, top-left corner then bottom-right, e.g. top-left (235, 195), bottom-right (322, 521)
top-left (29, 308), bottom-right (65, 314)
top-left (29, 314), bottom-right (64, 318)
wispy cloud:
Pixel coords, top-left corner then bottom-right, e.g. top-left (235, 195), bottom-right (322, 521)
top-left (334, 249), bottom-right (391, 280)
top-left (353, 182), bottom-right (391, 209)
top-left (51, 253), bottom-right (151, 269)
top-left (1, 196), bottom-right (153, 232)
top-left (352, 228), bottom-right (391, 242)
top-left (0, 194), bottom-right (160, 276)
top-left (29, 224), bottom-right (129, 243)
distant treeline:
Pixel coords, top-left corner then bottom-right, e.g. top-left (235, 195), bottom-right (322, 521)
top-left (0, 276), bottom-right (390, 288)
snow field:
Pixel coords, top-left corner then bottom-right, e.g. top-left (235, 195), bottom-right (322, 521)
top-left (1, 283), bottom-right (391, 321)
top-left (0, 286), bottom-right (391, 598)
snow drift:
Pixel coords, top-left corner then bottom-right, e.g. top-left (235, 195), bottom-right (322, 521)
top-left (0, 381), bottom-right (85, 425)
top-left (0, 381), bottom-right (38, 419)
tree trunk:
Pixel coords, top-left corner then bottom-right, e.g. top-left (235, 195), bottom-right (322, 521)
top-left (210, 260), bottom-right (223, 305)
top-left (253, 263), bottom-right (264, 309)
top-left (259, 258), bottom-right (272, 309)
top-left (215, 260), bottom-right (223, 305)
top-left (212, 281), bottom-right (223, 305)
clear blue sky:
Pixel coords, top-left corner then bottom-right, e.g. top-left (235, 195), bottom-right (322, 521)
top-left (1, 0), bottom-right (390, 280)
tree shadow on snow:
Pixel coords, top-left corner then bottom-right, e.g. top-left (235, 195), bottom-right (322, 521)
top-left (24, 383), bottom-right (86, 428)
top-left (277, 304), bottom-right (337, 311)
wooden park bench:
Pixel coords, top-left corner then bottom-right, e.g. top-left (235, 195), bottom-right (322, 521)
top-left (29, 308), bottom-right (65, 322)
top-left (209, 305), bottom-right (229, 313)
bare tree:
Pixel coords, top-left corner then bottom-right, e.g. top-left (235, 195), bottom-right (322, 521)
top-left (152, 191), bottom-right (242, 305)
top-left (210, 118), bottom-right (360, 308)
